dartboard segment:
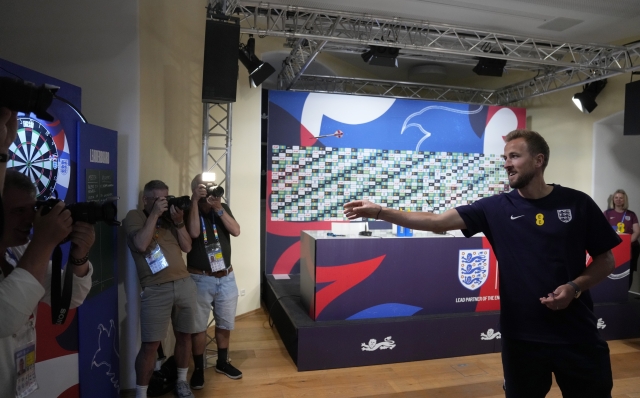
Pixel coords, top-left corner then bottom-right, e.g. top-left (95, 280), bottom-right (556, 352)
top-left (9, 117), bottom-right (61, 199)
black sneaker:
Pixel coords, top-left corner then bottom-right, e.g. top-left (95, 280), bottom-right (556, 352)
top-left (190, 368), bottom-right (204, 390)
top-left (215, 360), bottom-right (243, 379)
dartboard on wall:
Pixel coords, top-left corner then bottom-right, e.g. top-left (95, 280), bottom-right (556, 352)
top-left (9, 116), bottom-right (71, 200)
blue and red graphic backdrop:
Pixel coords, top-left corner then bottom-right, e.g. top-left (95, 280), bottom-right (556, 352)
top-left (1, 58), bottom-right (83, 398)
top-left (77, 124), bottom-right (119, 397)
top-left (266, 91), bottom-right (527, 275)
top-left (1, 58), bottom-right (119, 397)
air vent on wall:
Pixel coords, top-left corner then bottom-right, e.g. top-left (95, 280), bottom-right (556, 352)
top-left (537, 17), bottom-right (583, 32)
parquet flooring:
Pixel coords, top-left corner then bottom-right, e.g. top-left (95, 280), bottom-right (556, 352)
top-left (134, 307), bottom-right (640, 397)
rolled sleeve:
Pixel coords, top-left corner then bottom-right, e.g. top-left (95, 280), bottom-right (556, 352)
top-left (41, 262), bottom-right (94, 309)
top-left (71, 262), bottom-right (94, 308)
top-left (0, 268), bottom-right (45, 338)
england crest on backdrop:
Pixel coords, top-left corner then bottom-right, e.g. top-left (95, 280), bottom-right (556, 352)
top-left (458, 249), bottom-right (489, 290)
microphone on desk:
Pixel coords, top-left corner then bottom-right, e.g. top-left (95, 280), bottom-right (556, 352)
top-left (359, 222), bottom-right (372, 236)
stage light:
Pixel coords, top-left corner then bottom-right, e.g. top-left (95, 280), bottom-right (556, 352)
top-left (361, 45), bottom-right (400, 67)
top-left (239, 36), bottom-right (275, 87)
top-left (572, 79), bottom-right (607, 114)
top-left (472, 57), bottom-right (507, 77)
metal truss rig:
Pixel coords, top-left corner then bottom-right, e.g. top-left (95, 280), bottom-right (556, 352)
top-left (218, 0), bottom-right (640, 104)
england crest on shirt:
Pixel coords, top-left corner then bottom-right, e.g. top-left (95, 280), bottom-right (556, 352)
top-left (458, 249), bottom-right (489, 290)
top-left (557, 209), bottom-right (572, 223)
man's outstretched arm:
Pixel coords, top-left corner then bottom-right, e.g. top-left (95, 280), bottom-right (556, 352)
top-left (344, 199), bottom-right (467, 232)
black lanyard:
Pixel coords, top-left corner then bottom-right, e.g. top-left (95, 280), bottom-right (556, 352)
top-left (50, 246), bottom-right (74, 325)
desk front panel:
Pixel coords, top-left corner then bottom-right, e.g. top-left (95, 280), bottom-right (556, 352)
top-left (301, 233), bottom-right (630, 321)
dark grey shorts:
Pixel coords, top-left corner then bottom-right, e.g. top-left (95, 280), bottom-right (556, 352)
top-left (140, 277), bottom-right (197, 342)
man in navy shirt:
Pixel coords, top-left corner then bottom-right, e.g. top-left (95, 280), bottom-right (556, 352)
top-left (344, 129), bottom-right (621, 398)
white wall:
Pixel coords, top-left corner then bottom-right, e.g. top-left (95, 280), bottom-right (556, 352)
top-left (593, 111), bottom-right (640, 210)
top-left (593, 111), bottom-right (640, 292)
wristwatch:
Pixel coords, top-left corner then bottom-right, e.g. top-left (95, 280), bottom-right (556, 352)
top-left (216, 209), bottom-right (224, 217)
top-left (566, 281), bottom-right (581, 298)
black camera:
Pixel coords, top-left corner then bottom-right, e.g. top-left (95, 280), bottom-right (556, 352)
top-left (204, 182), bottom-right (224, 198)
top-left (0, 76), bottom-right (58, 121)
top-left (163, 195), bottom-right (191, 219)
top-left (166, 195), bottom-right (191, 211)
top-left (35, 198), bottom-right (120, 226)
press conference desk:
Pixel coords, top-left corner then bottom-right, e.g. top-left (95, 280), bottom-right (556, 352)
top-left (300, 230), bottom-right (631, 322)
top-left (266, 231), bottom-right (636, 370)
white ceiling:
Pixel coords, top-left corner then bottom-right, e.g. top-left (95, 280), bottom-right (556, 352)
top-left (253, 0), bottom-right (640, 96)
top-left (272, 0), bottom-right (640, 44)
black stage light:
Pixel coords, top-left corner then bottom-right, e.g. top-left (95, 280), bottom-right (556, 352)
top-left (472, 57), bottom-right (507, 77)
top-left (572, 79), bottom-right (607, 114)
top-left (361, 45), bottom-right (400, 67)
top-left (624, 79), bottom-right (640, 135)
top-left (239, 36), bottom-right (275, 87)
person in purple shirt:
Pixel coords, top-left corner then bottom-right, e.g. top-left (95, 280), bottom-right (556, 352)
top-left (344, 129), bottom-right (621, 398)
top-left (604, 189), bottom-right (640, 287)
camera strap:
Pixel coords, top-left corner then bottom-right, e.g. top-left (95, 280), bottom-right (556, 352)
top-left (50, 245), bottom-right (74, 325)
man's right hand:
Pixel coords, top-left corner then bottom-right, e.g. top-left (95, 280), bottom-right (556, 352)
top-left (191, 184), bottom-right (206, 202)
top-left (151, 196), bottom-right (168, 218)
top-left (32, 201), bottom-right (73, 247)
top-left (343, 199), bottom-right (380, 220)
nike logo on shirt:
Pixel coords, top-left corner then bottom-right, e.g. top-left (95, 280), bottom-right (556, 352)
top-left (511, 215), bottom-right (524, 220)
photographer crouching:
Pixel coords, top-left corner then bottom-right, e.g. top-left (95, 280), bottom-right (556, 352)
top-left (0, 170), bottom-right (94, 398)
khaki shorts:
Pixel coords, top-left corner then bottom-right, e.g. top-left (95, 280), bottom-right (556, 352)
top-left (140, 277), bottom-right (197, 342)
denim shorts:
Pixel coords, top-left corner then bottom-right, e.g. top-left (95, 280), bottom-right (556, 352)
top-left (190, 271), bottom-right (239, 332)
top-left (140, 277), bottom-right (198, 342)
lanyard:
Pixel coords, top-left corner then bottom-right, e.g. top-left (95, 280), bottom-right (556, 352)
top-left (200, 215), bottom-right (220, 245)
top-left (51, 245), bottom-right (74, 325)
top-left (6, 248), bottom-right (18, 263)
top-left (621, 210), bottom-right (627, 224)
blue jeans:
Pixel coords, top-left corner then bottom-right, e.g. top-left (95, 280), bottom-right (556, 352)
top-left (190, 272), bottom-right (239, 332)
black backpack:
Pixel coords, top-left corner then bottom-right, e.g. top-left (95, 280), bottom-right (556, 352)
top-left (148, 345), bottom-right (177, 397)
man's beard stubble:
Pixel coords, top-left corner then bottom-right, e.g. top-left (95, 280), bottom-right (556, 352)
top-left (509, 169), bottom-right (535, 190)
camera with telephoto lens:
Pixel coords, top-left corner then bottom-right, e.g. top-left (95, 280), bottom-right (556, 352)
top-left (204, 183), bottom-right (224, 198)
top-left (35, 198), bottom-right (121, 226)
top-left (163, 195), bottom-right (191, 219)
top-left (0, 76), bottom-right (58, 121)
top-left (166, 195), bottom-right (191, 211)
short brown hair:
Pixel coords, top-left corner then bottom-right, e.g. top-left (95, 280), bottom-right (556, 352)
top-left (4, 170), bottom-right (37, 198)
top-left (143, 180), bottom-right (168, 196)
top-left (504, 129), bottom-right (550, 169)
top-left (191, 174), bottom-right (203, 191)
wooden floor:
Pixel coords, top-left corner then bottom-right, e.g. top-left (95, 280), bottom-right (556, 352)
top-left (148, 306), bottom-right (640, 398)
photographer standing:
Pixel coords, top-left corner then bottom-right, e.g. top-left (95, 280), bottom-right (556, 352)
top-left (0, 170), bottom-right (94, 398)
top-left (123, 180), bottom-right (197, 398)
top-left (185, 174), bottom-right (241, 390)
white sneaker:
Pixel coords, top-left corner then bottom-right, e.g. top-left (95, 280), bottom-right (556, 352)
top-left (174, 380), bottom-right (194, 398)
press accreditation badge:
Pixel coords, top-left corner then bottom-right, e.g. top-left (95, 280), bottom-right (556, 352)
top-left (205, 242), bottom-right (226, 272)
top-left (15, 320), bottom-right (38, 398)
top-left (145, 242), bottom-right (169, 274)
